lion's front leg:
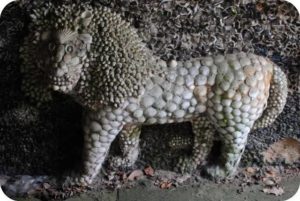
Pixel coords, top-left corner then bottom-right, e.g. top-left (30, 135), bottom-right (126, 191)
top-left (67, 110), bottom-right (124, 186)
top-left (109, 124), bottom-right (141, 169)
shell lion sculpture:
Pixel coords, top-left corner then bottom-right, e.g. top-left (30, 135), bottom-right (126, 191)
top-left (20, 2), bottom-right (287, 186)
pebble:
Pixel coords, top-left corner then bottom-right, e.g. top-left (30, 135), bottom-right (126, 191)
top-left (201, 56), bottom-right (213, 66)
top-left (195, 74), bottom-right (207, 85)
top-left (157, 111), bottom-right (167, 118)
top-left (246, 77), bottom-right (257, 87)
top-left (215, 113), bottom-right (224, 120)
top-left (127, 103), bottom-right (138, 112)
top-left (220, 81), bottom-right (230, 91)
top-left (249, 88), bottom-right (259, 98)
top-left (144, 107), bottom-right (157, 117)
top-left (147, 118), bottom-right (157, 124)
top-left (168, 60), bottom-right (177, 68)
top-left (185, 61), bottom-right (193, 68)
top-left (233, 131), bottom-right (242, 138)
top-left (199, 66), bottom-right (210, 76)
top-left (194, 85), bottom-right (207, 97)
top-left (233, 109), bottom-right (241, 116)
top-left (90, 121), bottom-right (102, 132)
top-left (167, 71), bottom-right (177, 82)
top-left (161, 81), bottom-right (172, 90)
top-left (148, 85), bottom-right (163, 98)
top-left (174, 85), bottom-right (184, 95)
top-left (153, 98), bottom-right (166, 109)
top-left (138, 116), bottom-right (146, 123)
top-left (106, 113), bottom-right (116, 121)
top-left (239, 84), bottom-right (250, 95)
top-left (141, 96), bottom-right (155, 107)
top-left (133, 109), bottom-right (143, 118)
top-left (166, 102), bottom-right (177, 112)
top-left (182, 91), bottom-right (193, 99)
top-left (222, 99), bottom-right (232, 107)
top-left (196, 105), bottom-right (206, 113)
top-left (230, 60), bottom-right (241, 70)
top-left (240, 57), bottom-right (251, 66)
top-left (235, 71), bottom-right (246, 82)
top-left (214, 55), bottom-right (225, 63)
top-left (91, 133), bottom-right (99, 141)
top-left (173, 96), bottom-right (182, 104)
top-left (181, 101), bottom-right (190, 109)
top-left (223, 106), bottom-right (233, 113)
top-left (207, 73), bottom-right (216, 85)
top-left (234, 115), bottom-right (242, 123)
top-left (241, 104), bottom-right (251, 112)
top-left (158, 118), bottom-right (167, 124)
top-left (174, 110), bottom-right (185, 118)
top-left (232, 101), bottom-right (242, 109)
top-left (185, 75), bottom-right (194, 87)
top-left (188, 107), bottom-right (195, 113)
top-left (176, 76), bottom-right (185, 85)
top-left (242, 96), bottom-right (251, 104)
top-left (214, 104), bottom-right (223, 112)
top-left (178, 68), bottom-right (188, 76)
top-left (189, 66), bottom-right (199, 77)
top-left (145, 79), bottom-right (154, 90)
top-left (152, 76), bottom-right (165, 85)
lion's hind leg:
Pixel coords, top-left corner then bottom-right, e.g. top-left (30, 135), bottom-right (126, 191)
top-left (176, 117), bottom-right (214, 173)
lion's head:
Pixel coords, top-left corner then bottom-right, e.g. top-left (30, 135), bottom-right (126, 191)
top-left (34, 29), bottom-right (92, 93)
top-left (20, 3), bottom-right (154, 108)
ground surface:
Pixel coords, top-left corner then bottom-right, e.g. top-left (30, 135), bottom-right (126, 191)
top-left (14, 174), bottom-right (300, 201)
top-left (0, 0), bottom-right (299, 200)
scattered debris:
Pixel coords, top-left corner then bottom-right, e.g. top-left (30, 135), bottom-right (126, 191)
top-left (144, 165), bottom-right (155, 177)
top-left (262, 138), bottom-right (300, 164)
top-left (263, 186), bottom-right (284, 196)
top-left (127, 170), bottom-right (144, 181)
top-left (159, 180), bottom-right (173, 189)
top-left (245, 167), bottom-right (257, 175)
top-left (175, 174), bottom-right (191, 184)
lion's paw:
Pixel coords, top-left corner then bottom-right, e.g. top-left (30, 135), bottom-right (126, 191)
top-left (108, 156), bottom-right (136, 169)
top-left (175, 156), bottom-right (197, 173)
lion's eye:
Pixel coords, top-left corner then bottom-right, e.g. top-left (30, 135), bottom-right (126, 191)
top-left (48, 43), bottom-right (56, 51)
top-left (65, 45), bottom-right (74, 53)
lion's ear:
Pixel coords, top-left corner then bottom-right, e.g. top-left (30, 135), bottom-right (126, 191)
top-left (78, 10), bottom-right (93, 28)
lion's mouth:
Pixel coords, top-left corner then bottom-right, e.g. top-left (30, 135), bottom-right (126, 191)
top-left (49, 74), bottom-right (77, 93)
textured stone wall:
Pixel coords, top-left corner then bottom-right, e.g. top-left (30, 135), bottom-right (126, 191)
top-left (0, 0), bottom-right (299, 175)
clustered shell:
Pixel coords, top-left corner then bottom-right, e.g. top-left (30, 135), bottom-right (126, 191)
top-left (20, 2), bottom-right (157, 108)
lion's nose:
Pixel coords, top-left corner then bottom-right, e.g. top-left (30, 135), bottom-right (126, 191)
top-left (55, 46), bottom-right (65, 62)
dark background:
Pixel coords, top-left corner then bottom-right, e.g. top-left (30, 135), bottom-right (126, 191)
top-left (0, 0), bottom-right (299, 176)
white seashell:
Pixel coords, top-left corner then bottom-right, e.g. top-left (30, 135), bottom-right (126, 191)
top-left (79, 34), bottom-right (93, 44)
top-left (57, 29), bottom-right (77, 43)
top-left (81, 11), bottom-right (93, 27)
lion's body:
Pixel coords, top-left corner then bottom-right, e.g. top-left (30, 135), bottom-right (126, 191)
top-left (19, 2), bottom-right (288, 185)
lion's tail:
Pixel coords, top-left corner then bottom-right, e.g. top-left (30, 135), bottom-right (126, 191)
top-left (253, 64), bottom-right (288, 129)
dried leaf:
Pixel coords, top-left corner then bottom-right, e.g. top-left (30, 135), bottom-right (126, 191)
top-left (175, 174), bottom-right (191, 184)
top-left (263, 186), bottom-right (284, 196)
top-left (144, 166), bottom-right (155, 177)
top-left (160, 180), bottom-right (173, 189)
top-left (43, 182), bottom-right (51, 189)
top-left (262, 138), bottom-right (300, 164)
top-left (245, 167), bottom-right (257, 175)
top-left (262, 177), bottom-right (276, 186)
top-left (127, 170), bottom-right (144, 181)
top-left (265, 167), bottom-right (278, 178)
